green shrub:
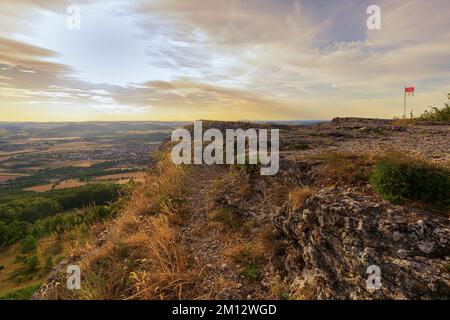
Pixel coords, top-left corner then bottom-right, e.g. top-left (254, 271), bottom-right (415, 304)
top-left (0, 284), bottom-right (42, 300)
top-left (418, 103), bottom-right (450, 122)
top-left (44, 256), bottom-right (53, 273)
top-left (241, 261), bottom-right (262, 280)
top-left (25, 255), bottom-right (40, 273)
top-left (20, 235), bottom-right (37, 256)
top-left (0, 264), bottom-right (4, 271)
top-left (370, 153), bottom-right (450, 209)
top-left (228, 244), bottom-right (264, 281)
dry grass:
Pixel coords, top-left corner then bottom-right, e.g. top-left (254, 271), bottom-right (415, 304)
top-left (392, 118), bottom-right (413, 126)
top-left (319, 151), bottom-right (375, 185)
top-left (236, 182), bottom-right (253, 200)
top-left (269, 278), bottom-right (292, 300)
top-left (259, 224), bottom-right (285, 263)
top-left (124, 216), bottom-right (195, 300)
top-left (56, 153), bottom-right (199, 300)
top-left (288, 186), bottom-right (312, 211)
top-left (210, 208), bottom-right (242, 231)
top-left (266, 180), bottom-right (290, 207)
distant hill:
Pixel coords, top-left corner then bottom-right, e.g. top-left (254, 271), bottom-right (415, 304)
top-left (0, 122), bottom-right (189, 140)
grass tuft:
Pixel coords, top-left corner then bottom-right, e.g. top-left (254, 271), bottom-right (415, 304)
top-left (227, 244), bottom-right (264, 281)
top-left (288, 186), bottom-right (312, 211)
top-left (211, 208), bottom-right (242, 230)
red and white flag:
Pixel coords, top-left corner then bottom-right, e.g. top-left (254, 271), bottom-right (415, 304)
top-left (405, 87), bottom-right (415, 96)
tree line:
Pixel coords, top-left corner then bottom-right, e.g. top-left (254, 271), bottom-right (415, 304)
top-left (0, 184), bottom-right (122, 247)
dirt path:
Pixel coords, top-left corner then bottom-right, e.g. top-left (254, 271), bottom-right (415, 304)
top-left (180, 165), bottom-right (264, 299)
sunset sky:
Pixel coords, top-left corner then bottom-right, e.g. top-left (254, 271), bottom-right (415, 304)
top-left (0, 0), bottom-right (449, 121)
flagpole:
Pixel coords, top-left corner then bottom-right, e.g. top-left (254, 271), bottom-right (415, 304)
top-left (403, 89), bottom-right (406, 119)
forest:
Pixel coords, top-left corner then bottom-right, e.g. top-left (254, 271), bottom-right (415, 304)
top-left (0, 184), bottom-right (122, 247)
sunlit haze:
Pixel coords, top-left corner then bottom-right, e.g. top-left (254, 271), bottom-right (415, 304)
top-left (1, 0), bottom-right (449, 121)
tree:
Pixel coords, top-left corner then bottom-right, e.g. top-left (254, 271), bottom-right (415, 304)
top-left (20, 235), bottom-right (37, 257)
top-left (44, 256), bottom-right (53, 273)
top-left (26, 255), bottom-right (40, 273)
top-left (0, 221), bottom-right (9, 247)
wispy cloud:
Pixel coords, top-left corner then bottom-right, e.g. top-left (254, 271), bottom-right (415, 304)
top-left (0, 0), bottom-right (449, 121)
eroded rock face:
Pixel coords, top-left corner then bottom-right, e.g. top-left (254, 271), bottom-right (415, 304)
top-left (273, 187), bottom-right (450, 299)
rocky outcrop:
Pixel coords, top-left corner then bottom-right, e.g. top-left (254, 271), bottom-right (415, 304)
top-left (273, 186), bottom-right (450, 299)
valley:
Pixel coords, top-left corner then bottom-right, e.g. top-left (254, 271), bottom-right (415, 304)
top-left (0, 121), bottom-right (183, 298)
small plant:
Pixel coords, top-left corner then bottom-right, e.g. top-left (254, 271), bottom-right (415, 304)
top-left (25, 255), bottom-right (40, 273)
top-left (211, 208), bottom-right (242, 230)
top-left (20, 235), bottom-right (37, 258)
top-left (227, 244), bottom-right (264, 281)
top-left (44, 256), bottom-right (53, 272)
top-left (0, 264), bottom-right (4, 271)
top-left (370, 152), bottom-right (450, 209)
top-left (270, 279), bottom-right (292, 300)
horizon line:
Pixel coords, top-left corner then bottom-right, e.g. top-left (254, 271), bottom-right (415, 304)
top-left (0, 119), bottom-right (333, 124)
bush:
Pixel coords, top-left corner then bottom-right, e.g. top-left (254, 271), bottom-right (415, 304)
top-left (0, 284), bottom-right (42, 300)
top-left (370, 153), bottom-right (450, 209)
top-left (25, 255), bottom-right (40, 273)
top-left (20, 236), bottom-right (37, 256)
top-left (418, 104), bottom-right (450, 122)
top-left (44, 256), bottom-right (53, 272)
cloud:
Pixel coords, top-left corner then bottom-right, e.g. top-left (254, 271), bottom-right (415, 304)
top-left (0, 37), bottom-right (69, 73)
top-left (0, 0), bottom-right (449, 121)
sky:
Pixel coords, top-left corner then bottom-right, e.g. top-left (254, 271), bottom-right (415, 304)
top-left (0, 0), bottom-right (449, 121)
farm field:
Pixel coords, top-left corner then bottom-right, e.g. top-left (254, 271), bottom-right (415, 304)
top-left (0, 122), bottom-right (183, 191)
top-left (0, 121), bottom-right (186, 298)
top-left (0, 173), bottom-right (29, 182)
top-left (24, 171), bottom-right (146, 192)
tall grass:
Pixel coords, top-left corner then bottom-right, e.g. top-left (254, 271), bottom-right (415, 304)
top-left (55, 153), bottom-right (198, 300)
top-left (320, 151), bottom-right (375, 185)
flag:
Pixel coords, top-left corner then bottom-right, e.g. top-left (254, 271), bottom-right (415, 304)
top-left (405, 87), bottom-right (415, 96)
